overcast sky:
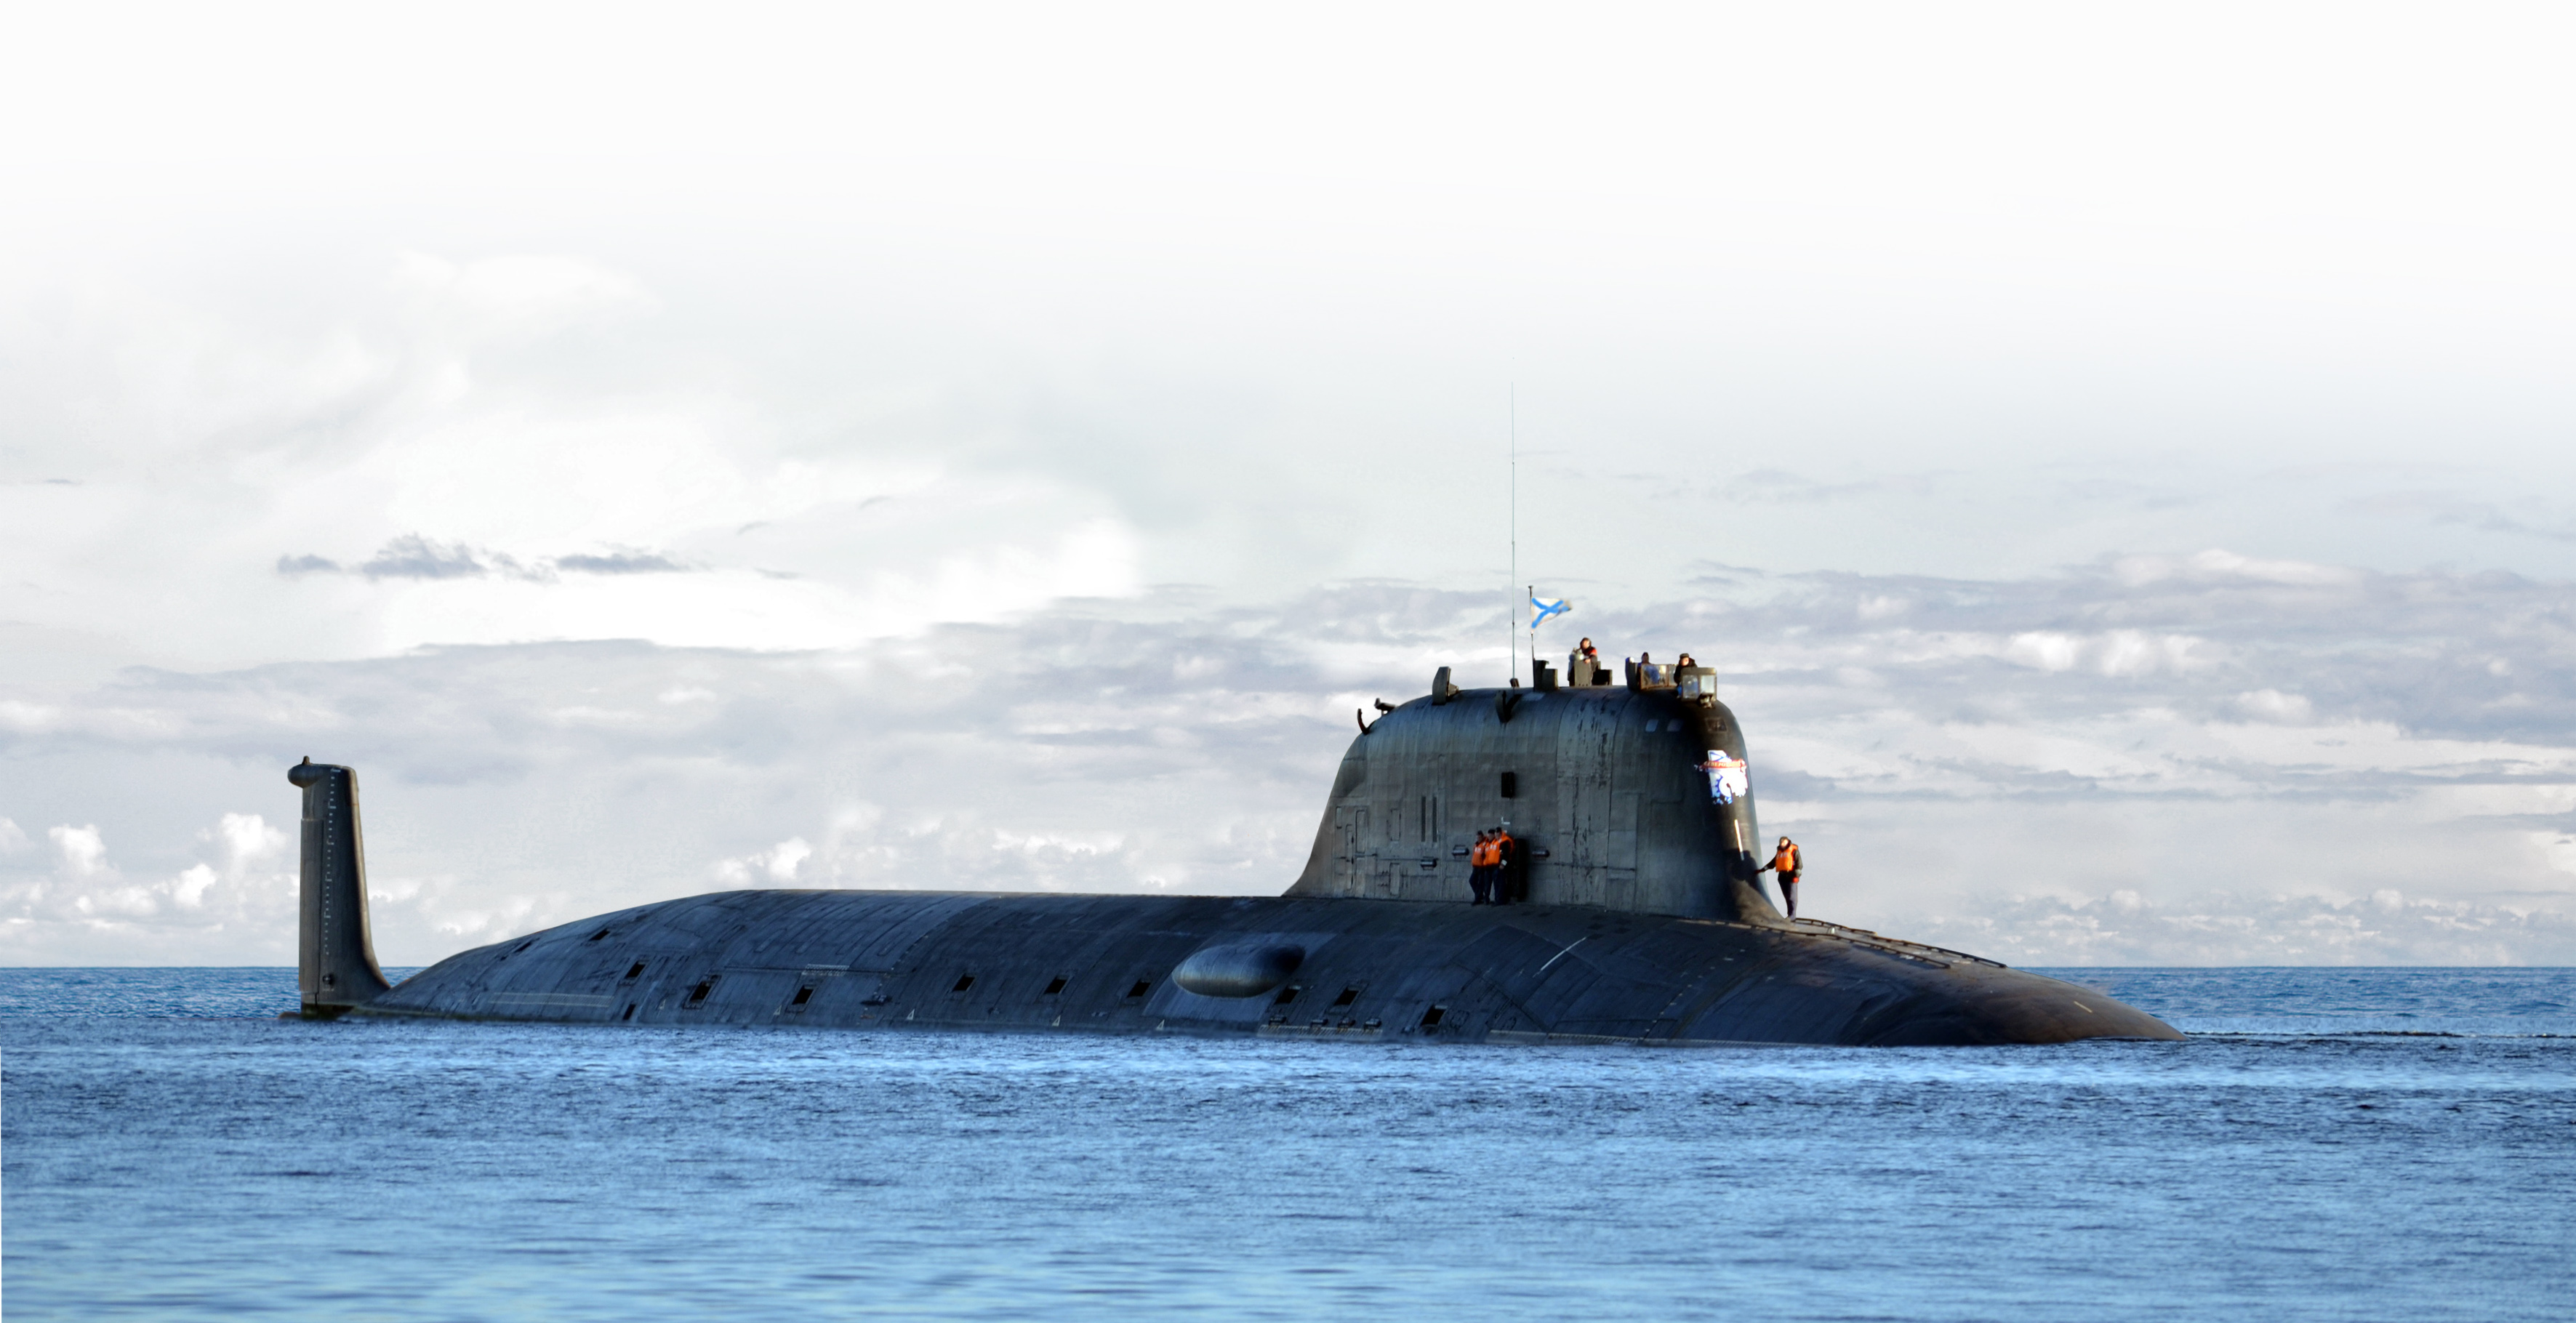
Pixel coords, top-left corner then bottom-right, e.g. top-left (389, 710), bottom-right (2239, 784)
top-left (5, 3), bottom-right (2574, 965)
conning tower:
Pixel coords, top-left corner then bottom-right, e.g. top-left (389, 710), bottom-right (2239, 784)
top-left (1288, 661), bottom-right (1778, 923)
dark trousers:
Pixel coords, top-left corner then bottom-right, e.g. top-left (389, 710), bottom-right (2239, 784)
top-left (1469, 867), bottom-right (1493, 904)
top-left (1779, 876), bottom-right (1799, 918)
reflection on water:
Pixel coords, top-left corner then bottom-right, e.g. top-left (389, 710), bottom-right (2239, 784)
top-left (4, 968), bottom-right (2571, 1322)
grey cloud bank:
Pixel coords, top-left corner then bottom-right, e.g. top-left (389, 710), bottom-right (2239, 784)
top-left (6, 563), bottom-right (2573, 966)
top-left (276, 536), bottom-right (694, 582)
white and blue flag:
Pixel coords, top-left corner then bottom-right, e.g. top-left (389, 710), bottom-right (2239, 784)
top-left (1529, 594), bottom-right (1570, 629)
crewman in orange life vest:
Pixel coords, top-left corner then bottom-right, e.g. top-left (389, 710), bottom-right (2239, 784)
top-left (1763, 837), bottom-right (1803, 918)
top-left (1468, 829), bottom-right (1500, 905)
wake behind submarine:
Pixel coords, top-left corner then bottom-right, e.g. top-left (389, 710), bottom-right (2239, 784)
top-left (292, 656), bottom-right (2180, 1045)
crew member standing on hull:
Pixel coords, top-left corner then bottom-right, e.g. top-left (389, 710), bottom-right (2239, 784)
top-left (1762, 837), bottom-right (1802, 918)
top-left (1468, 829), bottom-right (1498, 905)
top-left (1570, 638), bottom-right (1604, 685)
top-left (1493, 826), bottom-right (1519, 904)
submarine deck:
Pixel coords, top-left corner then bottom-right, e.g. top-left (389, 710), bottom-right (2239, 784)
top-left (368, 890), bottom-right (2180, 1045)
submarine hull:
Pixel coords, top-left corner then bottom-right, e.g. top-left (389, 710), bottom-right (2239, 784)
top-left (366, 890), bottom-right (2180, 1045)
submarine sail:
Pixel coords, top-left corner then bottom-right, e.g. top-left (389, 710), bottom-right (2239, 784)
top-left (297, 662), bottom-right (2182, 1045)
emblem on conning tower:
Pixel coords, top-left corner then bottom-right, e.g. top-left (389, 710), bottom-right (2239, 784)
top-left (1698, 751), bottom-right (1749, 805)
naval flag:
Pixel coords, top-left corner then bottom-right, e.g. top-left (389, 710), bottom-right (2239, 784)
top-left (1530, 594), bottom-right (1570, 629)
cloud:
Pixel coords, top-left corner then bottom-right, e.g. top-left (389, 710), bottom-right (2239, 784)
top-left (554, 550), bottom-right (686, 575)
top-left (0, 813), bottom-right (300, 962)
top-left (716, 837), bottom-right (812, 886)
top-left (1906, 887), bottom-right (2576, 968)
top-left (277, 536), bottom-right (534, 582)
top-left (213, 811), bottom-right (287, 874)
top-left (5, 246), bottom-right (1142, 667)
top-left (358, 534), bottom-right (530, 582)
top-left (2348, 491), bottom-right (2576, 545)
top-left (388, 251), bottom-right (657, 347)
top-left (278, 537), bottom-right (697, 582)
top-left (1708, 469), bottom-right (1949, 506)
top-left (7, 559), bottom-right (2576, 964)
top-left (49, 824), bottom-right (110, 877)
top-left (2234, 689), bottom-right (2315, 724)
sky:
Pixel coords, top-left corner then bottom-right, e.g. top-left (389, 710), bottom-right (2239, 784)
top-left (4, 2), bottom-right (2574, 965)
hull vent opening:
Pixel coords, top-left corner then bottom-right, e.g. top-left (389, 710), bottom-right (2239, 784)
top-left (790, 986), bottom-right (814, 1006)
top-left (623, 962), bottom-right (647, 981)
top-left (1501, 771), bottom-right (1517, 799)
top-left (1126, 980), bottom-right (1152, 999)
top-left (621, 1004), bottom-right (636, 1021)
top-left (1043, 976), bottom-right (1068, 995)
top-left (685, 980), bottom-right (714, 1006)
top-left (1273, 984), bottom-right (1301, 1005)
top-left (1331, 987), bottom-right (1361, 1008)
top-left (1419, 1005), bottom-right (1446, 1028)
top-left (952, 974), bottom-right (976, 992)
top-left (587, 928), bottom-right (612, 942)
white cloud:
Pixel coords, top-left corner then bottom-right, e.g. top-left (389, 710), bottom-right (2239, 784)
top-left (717, 837), bottom-right (813, 887)
top-left (389, 251), bottom-right (654, 347)
top-left (214, 813), bottom-right (287, 875)
top-left (0, 813), bottom-right (302, 962)
top-left (2234, 689), bottom-right (2315, 724)
top-left (171, 864), bottom-right (218, 909)
top-left (2110, 550), bottom-right (2365, 589)
top-left (1906, 887), bottom-right (2576, 968)
top-left (49, 824), bottom-right (111, 878)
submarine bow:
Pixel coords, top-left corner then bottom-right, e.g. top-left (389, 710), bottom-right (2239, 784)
top-left (294, 669), bottom-right (2181, 1045)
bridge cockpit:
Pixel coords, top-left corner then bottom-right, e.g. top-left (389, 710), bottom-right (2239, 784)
top-left (1538, 652), bottom-right (1717, 702)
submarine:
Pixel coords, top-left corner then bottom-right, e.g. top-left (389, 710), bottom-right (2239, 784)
top-left (292, 656), bottom-right (2180, 1045)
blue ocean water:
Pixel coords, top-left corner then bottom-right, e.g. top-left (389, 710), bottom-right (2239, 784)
top-left (4, 968), bottom-right (2570, 1321)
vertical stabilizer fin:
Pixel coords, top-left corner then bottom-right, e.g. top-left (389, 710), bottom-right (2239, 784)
top-left (289, 758), bottom-right (392, 1016)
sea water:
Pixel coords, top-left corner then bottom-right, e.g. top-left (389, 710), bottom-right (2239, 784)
top-left (4, 968), bottom-right (2570, 1321)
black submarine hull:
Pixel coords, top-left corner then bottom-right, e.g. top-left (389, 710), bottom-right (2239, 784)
top-left (364, 889), bottom-right (2179, 1045)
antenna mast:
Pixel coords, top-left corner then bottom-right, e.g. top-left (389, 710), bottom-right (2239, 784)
top-left (1509, 382), bottom-right (1518, 686)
